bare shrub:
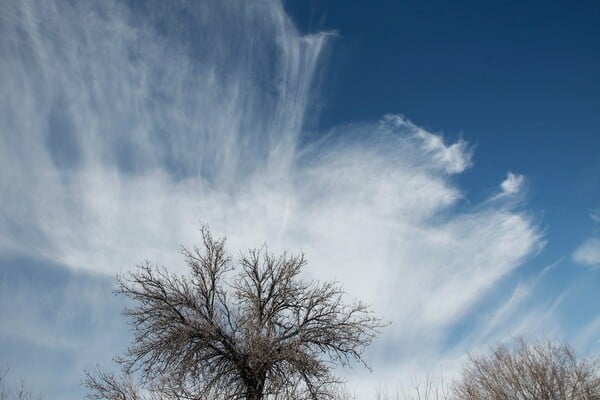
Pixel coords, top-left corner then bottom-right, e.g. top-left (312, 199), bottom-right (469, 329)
top-left (453, 338), bottom-right (600, 400)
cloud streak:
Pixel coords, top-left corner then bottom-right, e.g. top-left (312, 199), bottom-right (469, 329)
top-left (0, 0), bottom-right (545, 398)
top-left (573, 238), bottom-right (600, 267)
top-left (572, 210), bottom-right (600, 268)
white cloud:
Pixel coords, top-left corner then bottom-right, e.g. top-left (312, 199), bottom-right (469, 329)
top-left (575, 315), bottom-right (600, 350)
top-left (590, 209), bottom-right (600, 224)
top-left (383, 115), bottom-right (472, 174)
top-left (0, 0), bottom-right (545, 398)
top-left (573, 238), bottom-right (600, 267)
top-left (500, 172), bottom-right (525, 195)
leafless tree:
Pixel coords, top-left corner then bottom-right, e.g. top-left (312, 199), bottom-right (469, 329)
top-left (452, 338), bottom-right (600, 400)
top-left (0, 367), bottom-right (41, 400)
top-left (402, 373), bottom-right (451, 400)
top-left (376, 370), bottom-right (452, 400)
top-left (86, 227), bottom-right (385, 400)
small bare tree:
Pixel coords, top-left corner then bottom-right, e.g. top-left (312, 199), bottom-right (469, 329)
top-left (86, 227), bottom-right (385, 400)
top-left (0, 367), bottom-right (41, 400)
top-left (376, 371), bottom-right (452, 400)
top-left (402, 373), bottom-right (451, 400)
top-left (452, 338), bottom-right (600, 400)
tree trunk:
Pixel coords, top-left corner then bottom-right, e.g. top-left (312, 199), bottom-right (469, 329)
top-left (245, 376), bottom-right (265, 400)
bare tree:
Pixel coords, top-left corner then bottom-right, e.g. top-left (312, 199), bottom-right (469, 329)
top-left (402, 373), bottom-right (451, 400)
top-left (0, 367), bottom-right (41, 400)
top-left (376, 371), bottom-right (452, 400)
top-left (452, 338), bottom-right (600, 400)
top-left (86, 227), bottom-right (385, 400)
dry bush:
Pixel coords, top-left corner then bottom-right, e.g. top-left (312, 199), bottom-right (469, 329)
top-left (387, 338), bottom-right (599, 400)
top-left (453, 338), bottom-right (600, 400)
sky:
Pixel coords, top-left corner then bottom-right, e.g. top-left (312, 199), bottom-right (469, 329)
top-left (0, 0), bottom-right (598, 398)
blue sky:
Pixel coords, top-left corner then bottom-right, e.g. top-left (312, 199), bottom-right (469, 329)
top-left (0, 1), bottom-right (598, 398)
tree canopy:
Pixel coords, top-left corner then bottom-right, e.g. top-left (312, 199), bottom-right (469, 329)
top-left (86, 227), bottom-right (385, 400)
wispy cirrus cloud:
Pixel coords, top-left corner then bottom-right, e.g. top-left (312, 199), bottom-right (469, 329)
top-left (572, 209), bottom-right (600, 268)
top-left (0, 0), bottom-right (546, 398)
top-left (573, 238), bottom-right (600, 267)
top-left (589, 209), bottom-right (600, 224)
top-left (501, 172), bottom-right (525, 196)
